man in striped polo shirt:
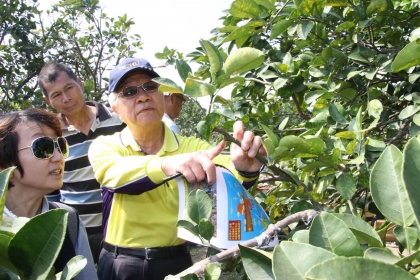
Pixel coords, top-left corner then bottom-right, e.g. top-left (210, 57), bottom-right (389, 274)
top-left (38, 62), bottom-right (125, 263)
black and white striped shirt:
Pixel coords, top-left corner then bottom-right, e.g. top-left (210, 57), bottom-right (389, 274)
top-left (47, 101), bottom-right (125, 235)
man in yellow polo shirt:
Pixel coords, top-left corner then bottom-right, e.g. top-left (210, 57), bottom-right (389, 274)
top-left (88, 58), bottom-right (266, 280)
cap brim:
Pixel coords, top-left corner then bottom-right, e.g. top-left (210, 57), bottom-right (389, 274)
top-left (115, 68), bottom-right (159, 90)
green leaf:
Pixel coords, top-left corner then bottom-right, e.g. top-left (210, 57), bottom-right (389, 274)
top-left (329, 103), bottom-right (348, 124)
top-left (335, 131), bottom-right (357, 139)
top-left (272, 241), bottom-right (336, 280)
top-left (200, 40), bottom-right (223, 74)
top-left (273, 77), bottom-right (289, 90)
top-left (263, 138), bottom-right (275, 156)
top-left (338, 88), bottom-right (357, 101)
top-left (254, 0), bottom-right (276, 9)
top-left (222, 26), bottom-right (258, 44)
top-left (270, 19), bottom-right (293, 39)
top-left (305, 257), bottom-right (417, 279)
top-left (175, 59), bottom-right (192, 82)
top-left (368, 99), bottom-right (383, 119)
top-left (204, 263), bottom-right (221, 280)
top-left (364, 247), bottom-right (401, 264)
top-left (309, 212), bottom-right (363, 257)
top-left (278, 117), bottom-right (289, 130)
top-left (261, 124), bottom-right (279, 146)
top-left (291, 200), bottom-right (314, 214)
top-left (365, 138), bottom-right (386, 152)
top-left (184, 78), bottom-right (216, 97)
top-left (153, 77), bottom-right (183, 94)
top-left (394, 226), bottom-right (418, 251)
top-left (299, 0), bottom-right (324, 16)
top-left (9, 209), bottom-right (67, 279)
top-left (218, 77), bottom-right (245, 89)
top-left (223, 47), bottom-right (264, 77)
top-left (0, 167), bottom-right (15, 224)
top-left (239, 245), bottom-right (273, 280)
top-left (399, 105), bottom-right (420, 120)
top-left (366, 0), bottom-right (388, 16)
top-left (348, 155), bottom-right (364, 165)
top-left (336, 21), bottom-right (355, 32)
top-left (0, 231), bottom-right (18, 276)
top-left (176, 220), bottom-right (200, 237)
top-left (292, 230), bottom-right (310, 244)
top-left (196, 113), bottom-right (221, 141)
top-left (392, 41), bottom-right (420, 72)
top-left (414, 113), bottom-right (420, 126)
top-left (197, 219), bottom-right (214, 241)
top-left (395, 250), bottom-right (420, 267)
top-left (325, 0), bottom-right (349, 6)
top-left (331, 213), bottom-right (383, 247)
top-left (229, 0), bottom-right (261, 19)
top-left (297, 21), bottom-right (313, 40)
top-left (371, 145), bottom-right (415, 226)
top-left (186, 190), bottom-right (212, 224)
top-left (403, 138), bottom-right (420, 230)
top-left (350, 107), bottom-right (363, 140)
top-left (214, 95), bottom-right (229, 105)
top-left (336, 172), bottom-right (356, 200)
top-left (60, 255), bottom-right (87, 280)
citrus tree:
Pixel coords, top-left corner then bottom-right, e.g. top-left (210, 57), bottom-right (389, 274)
top-left (0, 0), bottom-right (142, 111)
top-left (154, 0), bottom-right (420, 278)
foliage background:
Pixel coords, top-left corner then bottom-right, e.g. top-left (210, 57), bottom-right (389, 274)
top-left (3, 0), bottom-right (420, 278)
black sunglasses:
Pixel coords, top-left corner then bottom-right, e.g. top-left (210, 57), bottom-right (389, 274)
top-left (17, 136), bottom-right (69, 160)
top-left (117, 81), bottom-right (159, 99)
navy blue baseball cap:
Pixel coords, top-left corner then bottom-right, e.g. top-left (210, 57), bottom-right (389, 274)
top-left (108, 58), bottom-right (160, 93)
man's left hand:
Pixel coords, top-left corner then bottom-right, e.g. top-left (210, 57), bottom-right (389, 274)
top-left (230, 121), bottom-right (267, 173)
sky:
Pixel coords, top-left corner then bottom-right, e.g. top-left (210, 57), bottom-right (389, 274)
top-left (40, 0), bottom-right (232, 107)
top-left (99, 0), bottom-right (231, 83)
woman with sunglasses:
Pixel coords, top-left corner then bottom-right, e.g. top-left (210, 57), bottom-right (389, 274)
top-left (0, 108), bottom-right (97, 279)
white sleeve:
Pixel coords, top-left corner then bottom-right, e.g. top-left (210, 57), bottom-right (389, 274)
top-left (74, 219), bottom-right (98, 280)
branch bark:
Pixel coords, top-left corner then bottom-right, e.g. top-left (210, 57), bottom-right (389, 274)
top-left (168, 209), bottom-right (319, 279)
top-left (291, 93), bottom-right (310, 120)
top-left (386, 117), bottom-right (412, 146)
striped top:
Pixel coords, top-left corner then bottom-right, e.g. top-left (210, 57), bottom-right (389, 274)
top-left (47, 101), bottom-right (125, 234)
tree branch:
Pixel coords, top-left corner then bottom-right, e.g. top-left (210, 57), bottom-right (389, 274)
top-left (168, 209), bottom-right (319, 279)
top-left (291, 93), bottom-right (310, 120)
top-left (245, 77), bottom-right (272, 85)
top-left (386, 117), bottom-right (412, 146)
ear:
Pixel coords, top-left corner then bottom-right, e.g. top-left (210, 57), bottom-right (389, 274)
top-left (77, 77), bottom-right (84, 91)
top-left (111, 102), bottom-right (119, 114)
top-left (170, 94), bottom-right (176, 104)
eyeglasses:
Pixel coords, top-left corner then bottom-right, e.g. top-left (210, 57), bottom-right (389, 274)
top-left (174, 94), bottom-right (186, 104)
top-left (117, 81), bottom-right (159, 99)
top-left (17, 136), bottom-right (69, 160)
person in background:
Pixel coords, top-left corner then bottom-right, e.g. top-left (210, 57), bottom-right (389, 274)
top-left (162, 92), bottom-right (190, 134)
top-left (0, 108), bottom-right (97, 279)
top-left (88, 57), bottom-right (266, 280)
top-left (38, 62), bottom-right (126, 263)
